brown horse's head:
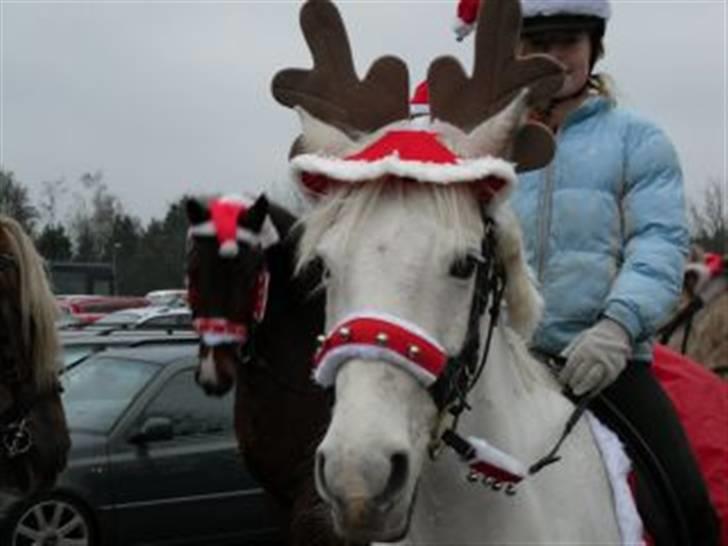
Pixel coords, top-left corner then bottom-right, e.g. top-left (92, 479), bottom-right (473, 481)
top-left (0, 215), bottom-right (70, 495)
top-left (185, 194), bottom-right (278, 396)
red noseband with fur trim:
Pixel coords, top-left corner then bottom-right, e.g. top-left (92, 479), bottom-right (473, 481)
top-left (194, 270), bottom-right (269, 347)
top-left (312, 312), bottom-right (447, 387)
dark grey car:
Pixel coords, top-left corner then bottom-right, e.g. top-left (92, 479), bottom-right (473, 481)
top-left (0, 342), bottom-right (283, 546)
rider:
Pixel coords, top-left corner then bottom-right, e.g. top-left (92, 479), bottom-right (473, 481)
top-left (454, 0), bottom-right (720, 544)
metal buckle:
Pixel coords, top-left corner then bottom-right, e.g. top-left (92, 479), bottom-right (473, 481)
top-left (2, 418), bottom-right (32, 458)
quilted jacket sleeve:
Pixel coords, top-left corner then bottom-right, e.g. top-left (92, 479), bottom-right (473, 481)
top-left (602, 121), bottom-right (689, 343)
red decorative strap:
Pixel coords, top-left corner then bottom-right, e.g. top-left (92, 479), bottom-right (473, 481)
top-left (253, 270), bottom-right (269, 322)
top-left (313, 314), bottom-right (447, 387)
top-left (193, 317), bottom-right (248, 345)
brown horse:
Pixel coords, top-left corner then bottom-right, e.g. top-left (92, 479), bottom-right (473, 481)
top-left (0, 214), bottom-right (70, 494)
top-left (185, 194), bottom-right (354, 546)
top-left (660, 250), bottom-right (728, 378)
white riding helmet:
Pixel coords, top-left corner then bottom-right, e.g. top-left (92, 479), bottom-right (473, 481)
top-left (455, 0), bottom-right (610, 40)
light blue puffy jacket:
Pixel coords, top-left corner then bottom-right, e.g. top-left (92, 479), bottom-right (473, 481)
top-left (511, 95), bottom-right (689, 362)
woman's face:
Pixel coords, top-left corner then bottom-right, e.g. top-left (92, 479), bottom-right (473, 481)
top-left (520, 30), bottom-right (592, 99)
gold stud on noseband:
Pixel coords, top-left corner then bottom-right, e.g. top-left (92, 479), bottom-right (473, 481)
top-left (407, 345), bottom-right (421, 359)
top-left (317, 335), bottom-right (326, 347)
top-left (467, 470), bottom-right (480, 483)
top-left (375, 333), bottom-right (389, 346)
top-left (338, 327), bottom-right (351, 341)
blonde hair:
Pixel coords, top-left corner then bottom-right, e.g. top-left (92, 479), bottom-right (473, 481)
top-left (0, 215), bottom-right (60, 392)
top-left (588, 72), bottom-right (617, 104)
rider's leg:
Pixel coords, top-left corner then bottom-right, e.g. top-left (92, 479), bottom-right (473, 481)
top-left (592, 361), bottom-right (720, 546)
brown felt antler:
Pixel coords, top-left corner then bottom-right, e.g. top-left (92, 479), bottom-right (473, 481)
top-left (428, 0), bottom-right (565, 171)
top-left (271, 0), bottom-right (410, 138)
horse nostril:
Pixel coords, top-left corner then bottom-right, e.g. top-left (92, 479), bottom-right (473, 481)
top-left (315, 451), bottom-right (332, 502)
top-left (376, 451), bottom-right (409, 507)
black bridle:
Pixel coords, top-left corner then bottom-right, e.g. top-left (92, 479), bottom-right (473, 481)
top-left (430, 216), bottom-right (505, 414)
top-left (422, 217), bottom-right (592, 482)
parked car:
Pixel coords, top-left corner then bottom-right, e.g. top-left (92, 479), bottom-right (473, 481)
top-left (0, 342), bottom-right (284, 546)
top-left (59, 327), bottom-right (198, 369)
top-left (56, 295), bottom-right (150, 325)
top-left (92, 306), bottom-right (192, 330)
top-left (145, 289), bottom-right (188, 308)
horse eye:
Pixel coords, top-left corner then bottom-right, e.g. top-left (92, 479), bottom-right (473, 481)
top-left (449, 255), bottom-right (477, 280)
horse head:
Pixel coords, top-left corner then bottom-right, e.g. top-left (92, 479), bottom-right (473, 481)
top-left (272, 0), bottom-right (562, 540)
top-left (0, 214), bottom-right (70, 495)
top-left (185, 194), bottom-right (280, 396)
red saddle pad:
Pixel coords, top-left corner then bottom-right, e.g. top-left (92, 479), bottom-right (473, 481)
top-left (652, 344), bottom-right (728, 545)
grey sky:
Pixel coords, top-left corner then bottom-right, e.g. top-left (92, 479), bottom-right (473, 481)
top-left (1, 0), bottom-right (726, 224)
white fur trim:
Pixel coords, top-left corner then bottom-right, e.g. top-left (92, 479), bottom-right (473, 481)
top-left (467, 436), bottom-right (527, 478)
top-left (453, 18), bottom-right (475, 41)
top-left (314, 310), bottom-right (447, 388)
top-left (188, 220), bottom-right (279, 249)
top-left (200, 331), bottom-right (248, 347)
top-left (188, 221), bottom-right (216, 237)
top-left (586, 412), bottom-right (645, 545)
top-left (219, 240), bottom-right (239, 257)
top-left (522, 0), bottom-right (611, 20)
top-left (410, 103), bottom-right (430, 116)
top-left (685, 263), bottom-right (711, 294)
top-left (314, 344), bottom-right (437, 388)
top-left (292, 153), bottom-right (517, 187)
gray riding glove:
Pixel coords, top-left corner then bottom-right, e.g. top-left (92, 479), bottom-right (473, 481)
top-left (559, 318), bottom-right (632, 396)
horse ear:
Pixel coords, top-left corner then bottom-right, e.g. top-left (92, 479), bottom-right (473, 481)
top-left (186, 198), bottom-right (210, 225)
top-left (240, 194), bottom-right (270, 234)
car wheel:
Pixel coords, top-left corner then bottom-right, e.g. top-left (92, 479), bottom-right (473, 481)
top-left (7, 494), bottom-right (96, 546)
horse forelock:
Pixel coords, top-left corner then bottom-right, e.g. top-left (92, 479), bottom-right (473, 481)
top-left (296, 180), bottom-right (484, 274)
top-left (0, 215), bottom-right (59, 393)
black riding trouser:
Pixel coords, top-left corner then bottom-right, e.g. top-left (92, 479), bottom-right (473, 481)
top-left (590, 361), bottom-right (720, 546)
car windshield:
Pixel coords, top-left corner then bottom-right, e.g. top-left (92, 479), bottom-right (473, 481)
top-left (62, 345), bottom-right (98, 368)
top-left (62, 356), bottom-right (159, 433)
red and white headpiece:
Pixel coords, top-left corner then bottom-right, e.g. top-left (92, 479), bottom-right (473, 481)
top-left (187, 194), bottom-right (279, 257)
top-left (273, 0), bottom-right (564, 205)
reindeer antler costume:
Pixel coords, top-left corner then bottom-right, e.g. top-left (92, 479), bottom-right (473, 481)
top-left (272, 0), bottom-right (564, 200)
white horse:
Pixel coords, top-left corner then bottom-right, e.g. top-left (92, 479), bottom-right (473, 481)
top-left (298, 181), bottom-right (627, 544)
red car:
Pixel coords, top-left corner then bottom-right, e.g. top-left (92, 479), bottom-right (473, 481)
top-left (57, 295), bottom-right (150, 325)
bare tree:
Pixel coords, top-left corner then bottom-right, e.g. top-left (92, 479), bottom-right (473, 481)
top-left (689, 178), bottom-right (727, 254)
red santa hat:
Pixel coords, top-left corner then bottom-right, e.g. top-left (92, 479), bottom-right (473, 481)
top-left (454, 0), bottom-right (480, 41)
top-left (410, 80), bottom-right (430, 117)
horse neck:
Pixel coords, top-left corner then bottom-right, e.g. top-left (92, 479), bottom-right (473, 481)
top-left (254, 206), bottom-right (324, 370)
top-left (409, 322), bottom-right (621, 544)
top-left (463, 321), bottom-right (573, 462)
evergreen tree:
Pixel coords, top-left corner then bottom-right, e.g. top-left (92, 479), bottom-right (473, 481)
top-left (36, 223), bottom-right (73, 261)
top-left (0, 169), bottom-right (39, 234)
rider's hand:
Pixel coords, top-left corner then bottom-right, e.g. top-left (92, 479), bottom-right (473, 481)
top-left (559, 318), bottom-right (632, 396)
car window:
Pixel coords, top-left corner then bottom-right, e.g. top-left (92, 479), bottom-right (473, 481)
top-left (62, 357), bottom-right (159, 433)
top-left (140, 370), bottom-right (233, 438)
top-left (143, 315), bottom-right (178, 327)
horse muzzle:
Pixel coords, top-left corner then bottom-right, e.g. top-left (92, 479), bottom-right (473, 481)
top-left (315, 444), bottom-right (413, 541)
